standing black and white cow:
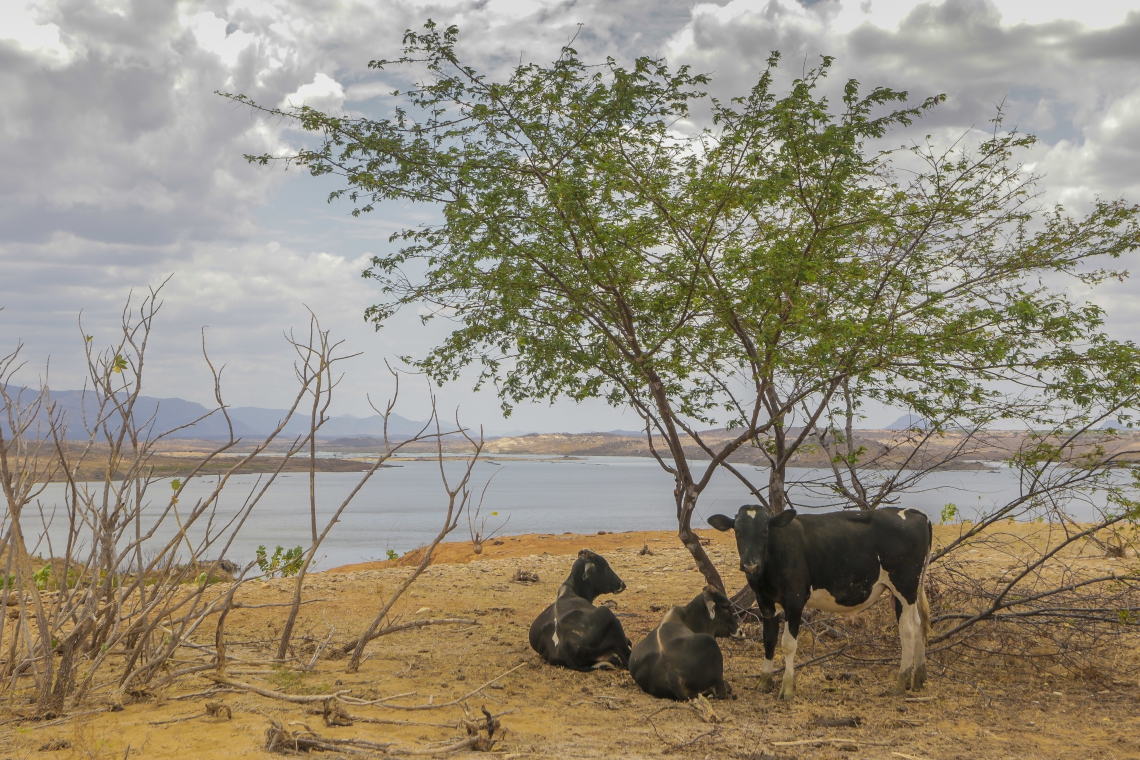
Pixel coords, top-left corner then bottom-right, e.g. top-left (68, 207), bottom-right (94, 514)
top-left (529, 549), bottom-right (631, 671)
top-left (629, 586), bottom-right (742, 700)
top-left (709, 506), bottom-right (932, 699)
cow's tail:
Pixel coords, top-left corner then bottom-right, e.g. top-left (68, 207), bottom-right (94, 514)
top-left (918, 519), bottom-right (933, 641)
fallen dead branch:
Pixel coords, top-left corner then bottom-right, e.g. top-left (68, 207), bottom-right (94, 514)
top-left (387, 738), bottom-right (483, 756)
top-left (27, 709), bottom-right (106, 729)
top-left (666, 728), bottom-right (719, 754)
top-left (643, 694), bottom-right (722, 724)
top-left (335, 618), bottom-right (480, 656)
top-left (813, 715), bottom-right (862, 728)
top-left (343, 709), bottom-right (517, 731)
top-left (345, 715), bottom-right (459, 729)
top-left (233, 599), bottom-right (329, 610)
top-left (648, 720), bottom-right (721, 754)
top-left (264, 717), bottom-right (394, 755)
top-left (569, 694), bottom-right (629, 707)
top-left (340, 690), bottom-right (417, 706)
top-left (148, 702), bottom-right (230, 726)
top-left (341, 662), bottom-right (526, 711)
top-left (150, 712), bottom-right (205, 726)
top-left (772, 738), bottom-right (893, 747)
top-left (203, 674), bottom-right (350, 704)
top-left (264, 705), bottom-right (505, 757)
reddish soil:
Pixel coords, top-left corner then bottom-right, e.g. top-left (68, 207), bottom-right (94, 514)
top-left (2, 527), bottom-right (1138, 759)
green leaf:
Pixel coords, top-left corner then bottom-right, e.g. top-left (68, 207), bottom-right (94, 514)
top-left (940, 504), bottom-right (958, 525)
top-left (33, 564), bottom-right (52, 590)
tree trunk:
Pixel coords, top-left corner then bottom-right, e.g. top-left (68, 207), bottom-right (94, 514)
top-left (276, 560), bottom-right (309, 661)
top-left (730, 584), bottom-right (755, 610)
top-left (768, 464), bottom-right (787, 514)
top-left (678, 486), bottom-right (724, 592)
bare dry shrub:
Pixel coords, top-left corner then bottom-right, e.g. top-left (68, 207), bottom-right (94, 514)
top-left (0, 284), bottom-right (484, 719)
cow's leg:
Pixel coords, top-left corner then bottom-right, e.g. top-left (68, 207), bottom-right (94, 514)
top-left (893, 595), bottom-right (920, 695)
top-left (778, 613), bottom-right (801, 701)
top-left (758, 615), bottom-right (780, 690)
top-left (583, 610), bottom-right (629, 670)
top-left (913, 609), bottom-right (928, 691)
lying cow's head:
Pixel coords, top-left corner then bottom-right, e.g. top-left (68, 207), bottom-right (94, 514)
top-left (708, 505), bottom-right (797, 580)
top-left (688, 586), bottom-right (743, 639)
top-left (567, 549), bottom-right (626, 602)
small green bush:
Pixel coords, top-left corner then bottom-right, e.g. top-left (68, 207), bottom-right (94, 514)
top-left (256, 545), bottom-right (305, 578)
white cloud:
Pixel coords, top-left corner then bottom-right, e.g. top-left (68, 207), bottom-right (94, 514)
top-left (182, 10), bottom-right (255, 68)
top-left (0, 0), bottom-right (80, 67)
top-left (282, 72), bottom-right (345, 110)
top-left (2, 0), bottom-right (1140, 431)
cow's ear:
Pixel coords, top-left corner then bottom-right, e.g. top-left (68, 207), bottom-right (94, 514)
top-left (708, 514), bottom-right (735, 532)
top-left (705, 596), bottom-right (716, 619)
top-left (771, 509), bottom-right (797, 528)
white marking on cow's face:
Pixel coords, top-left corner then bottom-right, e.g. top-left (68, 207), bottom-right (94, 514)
top-left (551, 629), bottom-right (560, 647)
top-left (747, 509), bottom-right (757, 518)
top-left (583, 563), bottom-right (594, 578)
top-left (898, 510), bottom-right (907, 520)
top-left (742, 563), bottom-right (759, 574)
top-left (705, 598), bottom-right (716, 619)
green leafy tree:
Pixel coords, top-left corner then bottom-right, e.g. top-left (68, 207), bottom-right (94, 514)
top-left (228, 24), bottom-right (1140, 590)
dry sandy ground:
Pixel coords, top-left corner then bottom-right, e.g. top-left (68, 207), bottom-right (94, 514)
top-left (3, 528), bottom-right (1139, 759)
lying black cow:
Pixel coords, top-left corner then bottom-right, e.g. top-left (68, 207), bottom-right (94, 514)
top-left (629, 586), bottom-right (742, 700)
top-left (529, 549), bottom-right (631, 671)
top-left (709, 506), bottom-right (932, 699)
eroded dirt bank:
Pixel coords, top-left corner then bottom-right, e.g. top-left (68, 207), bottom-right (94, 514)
top-left (3, 528), bottom-right (1138, 759)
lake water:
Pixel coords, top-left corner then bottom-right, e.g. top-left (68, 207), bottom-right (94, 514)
top-left (18, 456), bottom-right (1112, 570)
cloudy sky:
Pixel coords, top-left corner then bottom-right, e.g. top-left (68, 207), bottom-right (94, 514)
top-left (1, 0), bottom-right (1139, 433)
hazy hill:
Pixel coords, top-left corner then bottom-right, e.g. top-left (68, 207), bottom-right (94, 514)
top-left (5, 388), bottom-right (425, 440)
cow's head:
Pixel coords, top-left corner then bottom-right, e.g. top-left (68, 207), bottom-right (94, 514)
top-left (708, 505), bottom-right (797, 580)
top-left (689, 585), bottom-right (743, 639)
top-left (569, 549), bottom-right (626, 601)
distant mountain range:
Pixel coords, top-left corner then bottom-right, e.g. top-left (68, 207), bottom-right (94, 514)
top-left (5, 387), bottom-right (428, 440)
top-left (6, 387), bottom-right (982, 441)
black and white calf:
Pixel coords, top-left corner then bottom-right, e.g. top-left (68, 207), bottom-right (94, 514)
top-left (709, 506), bottom-right (932, 699)
top-left (529, 549), bottom-right (631, 671)
top-left (629, 586), bottom-right (742, 700)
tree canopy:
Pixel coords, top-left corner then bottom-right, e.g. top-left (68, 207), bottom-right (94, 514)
top-left (230, 23), bottom-right (1140, 589)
